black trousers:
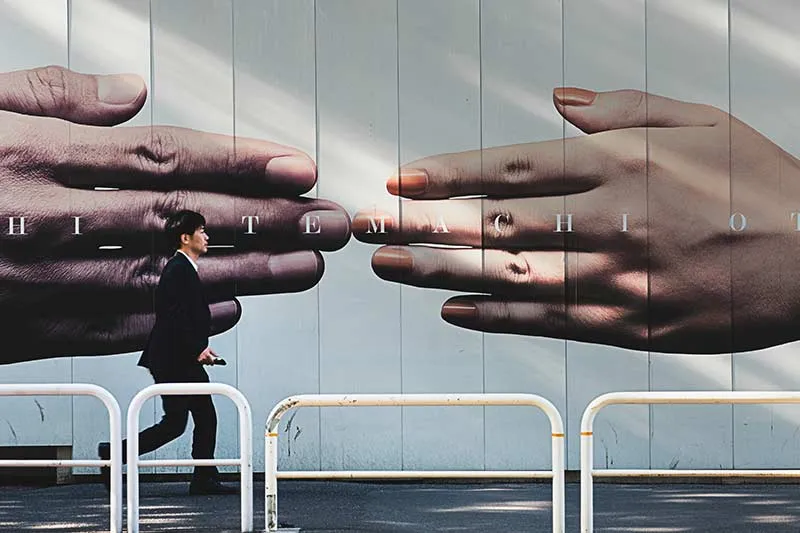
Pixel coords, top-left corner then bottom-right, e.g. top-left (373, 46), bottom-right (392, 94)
top-left (120, 376), bottom-right (219, 480)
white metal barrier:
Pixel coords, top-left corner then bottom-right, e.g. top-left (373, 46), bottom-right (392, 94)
top-left (0, 383), bottom-right (123, 533)
top-left (580, 391), bottom-right (800, 533)
top-left (265, 393), bottom-right (565, 533)
top-left (126, 383), bottom-right (253, 533)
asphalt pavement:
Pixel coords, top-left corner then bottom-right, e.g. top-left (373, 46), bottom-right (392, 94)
top-left (2, 479), bottom-right (800, 532)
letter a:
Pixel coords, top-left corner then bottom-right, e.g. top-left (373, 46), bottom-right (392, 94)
top-left (432, 215), bottom-right (449, 234)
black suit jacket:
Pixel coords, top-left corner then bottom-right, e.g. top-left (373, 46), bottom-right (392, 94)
top-left (138, 252), bottom-right (211, 382)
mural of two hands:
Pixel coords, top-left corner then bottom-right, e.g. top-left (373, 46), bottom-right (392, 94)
top-left (2, 66), bottom-right (798, 363)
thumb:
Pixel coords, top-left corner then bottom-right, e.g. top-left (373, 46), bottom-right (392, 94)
top-left (553, 87), bottom-right (725, 134)
top-left (0, 65), bottom-right (146, 126)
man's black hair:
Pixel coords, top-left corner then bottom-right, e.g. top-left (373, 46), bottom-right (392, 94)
top-left (165, 210), bottom-right (205, 250)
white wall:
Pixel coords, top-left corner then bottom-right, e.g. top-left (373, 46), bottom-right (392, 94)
top-left (1, 0), bottom-right (799, 473)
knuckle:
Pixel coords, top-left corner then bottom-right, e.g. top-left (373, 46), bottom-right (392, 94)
top-left (489, 302), bottom-right (513, 326)
top-left (543, 306), bottom-right (565, 333)
top-left (420, 249), bottom-right (453, 284)
top-left (502, 252), bottom-right (536, 288)
top-left (127, 256), bottom-right (162, 293)
top-left (82, 318), bottom-right (116, 345)
top-left (437, 153), bottom-right (475, 191)
top-left (150, 189), bottom-right (190, 228)
top-left (612, 147), bottom-right (648, 175)
top-left (623, 307), bottom-right (650, 345)
top-left (0, 116), bottom-right (44, 170)
top-left (496, 155), bottom-right (536, 184)
top-left (621, 89), bottom-right (646, 120)
top-left (229, 149), bottom-right (262, 177)
top-left (226, 148), bottom-right (241, 175)
top-left (27, 65), bottom-right (70, 112)
top-left (632, 323), bottom-right (649, 345)
top-left (134, 127), bottom-right (182, 178)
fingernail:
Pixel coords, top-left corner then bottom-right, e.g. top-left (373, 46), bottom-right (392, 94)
top-left (351, 210), bottom-right (394, 236)
top-left (371, 246), bottom-right (413, 278)
top-left (266, 155), bottom-right (317, 190)
top-left (387, 169), bottom-right (428, 196)
top-left (553, 87), bottom-right (597, 106)
top-left (441, 301), bottom-right (478, 322)
top-left (299, 210), bottom-right (351, 242)
top-left (97, 74), bottom-right (145, 105)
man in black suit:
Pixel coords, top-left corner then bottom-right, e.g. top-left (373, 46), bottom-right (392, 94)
top-left (99, 210), bottom-right (236, 495)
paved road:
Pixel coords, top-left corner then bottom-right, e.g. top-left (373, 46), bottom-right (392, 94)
top-left (2, 480), bottom-right (800, 532)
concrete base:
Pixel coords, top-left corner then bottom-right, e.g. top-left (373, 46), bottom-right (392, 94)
top-left (56, 446), bottom-right (73, 485)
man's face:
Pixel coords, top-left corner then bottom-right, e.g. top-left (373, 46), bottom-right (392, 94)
top-left (182, 226), bottom-right (209, 255)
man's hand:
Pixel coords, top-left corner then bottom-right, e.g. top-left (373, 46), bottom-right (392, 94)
top-left (197, 346), bottom-right (217, 365)
top-left (0, 66), bottom-right (351, 364)
top-left (353, 88), bottom-right (800, 354)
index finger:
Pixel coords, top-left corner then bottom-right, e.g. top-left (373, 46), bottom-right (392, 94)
top-left (48, 123), bottom-right (318, 195)
top-left (386, 137), bottom-right (605, 200)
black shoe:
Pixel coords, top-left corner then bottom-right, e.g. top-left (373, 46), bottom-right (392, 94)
top-left (188, 478), bottom-right (238, 495)
top-left (97, 442), bottom-right (110, 491)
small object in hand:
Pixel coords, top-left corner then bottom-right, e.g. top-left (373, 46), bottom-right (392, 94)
top-left (210, 356), bottom-right (227, 366)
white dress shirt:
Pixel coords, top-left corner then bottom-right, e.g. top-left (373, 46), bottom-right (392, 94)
top-left (176, 250), bottom-right (198, 272)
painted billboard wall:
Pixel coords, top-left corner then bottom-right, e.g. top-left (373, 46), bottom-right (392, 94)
top-left (1, 0), bottom-right (800, 473)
